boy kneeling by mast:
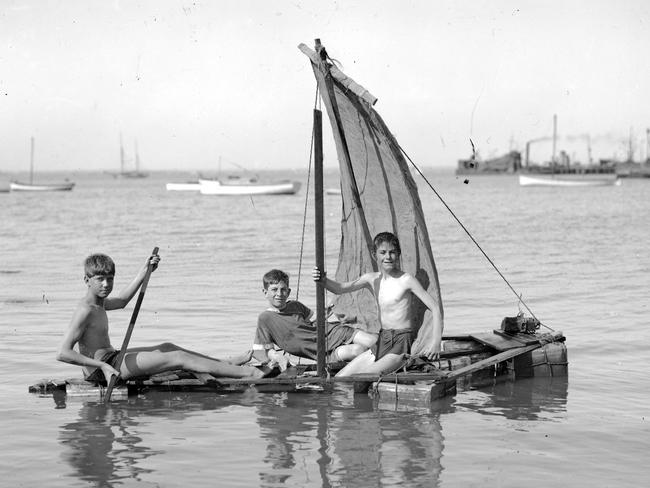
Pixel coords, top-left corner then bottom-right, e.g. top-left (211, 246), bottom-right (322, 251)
top-left (57, 252), bottom-right (266, 385)
top-left (250, 269), bottom-right (377, 370)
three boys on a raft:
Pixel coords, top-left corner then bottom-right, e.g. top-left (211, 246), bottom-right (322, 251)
top-left (57, 232), bottom-right (443, 385)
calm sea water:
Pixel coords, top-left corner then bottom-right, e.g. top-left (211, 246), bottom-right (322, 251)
top-left (1, 169), bottom-right (648, 487)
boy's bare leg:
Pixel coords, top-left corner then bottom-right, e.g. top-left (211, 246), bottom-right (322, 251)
top-left (119, 343), bottom-right (265, 379)
top-left (330, 344), bottom-right (367, 362)
top-left (351, 330), bottom-right (378, 349)
top-left (335, 350), bottom-right (406, 377)
top-left (226, 350), bottom-right (254, 365)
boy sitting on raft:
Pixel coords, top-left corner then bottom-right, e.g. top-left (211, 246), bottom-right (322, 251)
top-left (57, 252), bottom-right (266, 385)
top-left (313, 231), bottom-right (444, 377)
top-left (251, 269), bottom-right (377, 369)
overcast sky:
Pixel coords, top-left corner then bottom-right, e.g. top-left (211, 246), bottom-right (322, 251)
top-left (1, 0), bottom-right (648, 173)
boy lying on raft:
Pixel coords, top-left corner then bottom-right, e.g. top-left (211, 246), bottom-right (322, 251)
top-left (57, 252), bottom-right (267, 385)
top-left (249, 269), bottom-right (377, 370)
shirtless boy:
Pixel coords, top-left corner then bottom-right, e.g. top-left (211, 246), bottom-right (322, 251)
top-left (313, 231), bottom-right (444, 377)
top-left (57, 252), bottom-right (265, 384)
top-left (251, 269), bottom-right (377, 368)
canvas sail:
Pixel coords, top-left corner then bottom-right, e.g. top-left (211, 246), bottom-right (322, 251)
top-left (299, 41), bottom-right (443, 355)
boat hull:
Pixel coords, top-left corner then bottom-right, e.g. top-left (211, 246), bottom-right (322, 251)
top-left (10, 181), bottom-right (75, 191)
top-left (165, 182), bottom-right (201, 191)
top-left (519, 174), bottom-right (620, 187)
top-left (199, 179), bottom-right (301, 195)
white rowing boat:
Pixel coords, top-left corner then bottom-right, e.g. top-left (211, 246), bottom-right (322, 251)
top-left (10, 181), bottom-right (75, 191)
top-left (165, 182), bottom-right (201, 191)
top-left (199, 178), bottom-right (301, 195)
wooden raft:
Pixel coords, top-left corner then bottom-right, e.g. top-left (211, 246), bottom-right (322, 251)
top-left (29, 331), bottom-right (567, 404)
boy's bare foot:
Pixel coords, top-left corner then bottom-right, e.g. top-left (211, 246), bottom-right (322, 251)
top-left (267, 349), bottom-right (290, 372)
top-left (255, 364), bottom-right (282, 378)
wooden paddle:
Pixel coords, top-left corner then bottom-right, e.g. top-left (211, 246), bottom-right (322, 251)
top-left (104, 247), bottom-right (159, 402)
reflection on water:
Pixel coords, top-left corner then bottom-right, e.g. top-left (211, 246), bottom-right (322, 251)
top-left (453, 377), bottom-right (569, 420)
top-left (57, 393), bottom-right (232, 487)
top-left (254, 386), bottom-right (449, 488)
top-left (55, 379), bottom-right (568, 487)
top-left (59, 401), bottom-right (159, 487)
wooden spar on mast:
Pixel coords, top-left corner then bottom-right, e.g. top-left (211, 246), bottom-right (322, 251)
top-left (314, 109), bottom-right (327, 377)
top-left (309, 40), bottom-right (375, 254)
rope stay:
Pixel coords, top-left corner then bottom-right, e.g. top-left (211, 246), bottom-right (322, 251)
top-left (301, 79), bottom-right (551, 345)
top-left (297, 84), bottom-right (334, 367)
top-left (296, 83), bottom-right (321, 300)
top-left (397, 143), bottom-right (550, 328)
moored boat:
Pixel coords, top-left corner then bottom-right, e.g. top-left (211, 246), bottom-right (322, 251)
top-left (11, 137), bottom-right (75, 192)
top-left (520, 115), bottom-right (618, 186)
top-left (10, 181), bottom-right (75, 191)
top-left (199, 178), bottom-right (301, 195)
top-left (165, 181), bottom-right (201, 191)
top-left (519, 174), bottom-right (620, 187)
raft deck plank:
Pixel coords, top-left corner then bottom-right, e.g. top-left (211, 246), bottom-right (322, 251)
top-left (470, 332), bottom-right (537, 351)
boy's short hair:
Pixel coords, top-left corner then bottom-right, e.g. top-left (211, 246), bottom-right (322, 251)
top-left (373, 231), bottom-right (401, 253)
top-left (263, 269), bottom-right (289, 289)
top-left (84, 254), bottom-right (115, 278)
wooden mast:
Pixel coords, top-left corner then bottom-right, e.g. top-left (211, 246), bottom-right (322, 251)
top-left (313, 107), bottom-right (327, 377)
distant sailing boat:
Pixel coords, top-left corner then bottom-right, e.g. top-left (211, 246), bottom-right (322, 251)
top-left (10, 137), bottom-right (75, 192)
top-left (108, 135), bottom-right (149, 178)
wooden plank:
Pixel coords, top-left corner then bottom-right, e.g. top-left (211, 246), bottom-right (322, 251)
top-left (444, 343), bottom-right (543, 383)
top-left (371, 381), bottom-right (456, 405)
top-left (440, 344), bottom-right (491, 359)
top-left (332, 371), bottom-right (448, 385)
top-left (492, 330), bottom-right (542, 345)
top-left (470, 331), bottom-right (538, 351)
top-left (192, 373), bottom-right (222, 385)
top-left (66, 381), bottom-right (128, 399)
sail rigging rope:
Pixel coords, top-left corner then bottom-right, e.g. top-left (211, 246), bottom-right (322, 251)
top-left (296, 83), bottom-right (322, 300)
top-left (397, 143), bottom-right (551, 329)
top-left (297, 85), bottom-right (335, 366)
